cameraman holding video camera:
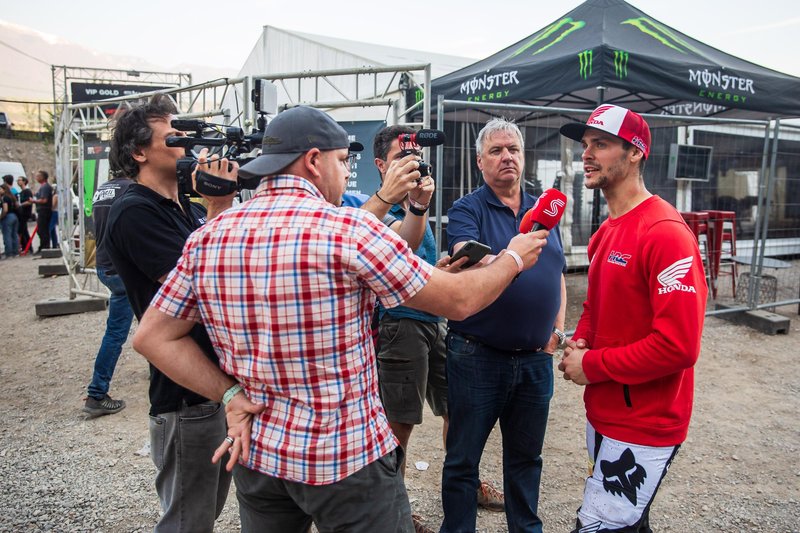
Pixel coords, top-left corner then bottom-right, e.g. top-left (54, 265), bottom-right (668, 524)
top-left (103, 94), bottom-right (236, 533)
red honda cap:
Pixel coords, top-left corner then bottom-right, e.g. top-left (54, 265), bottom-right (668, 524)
top-left (559, 104), bottom-right (651, 159)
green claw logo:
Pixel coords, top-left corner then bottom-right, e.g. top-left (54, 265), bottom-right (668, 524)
top-left (514, 17), bottom-right (586, 57)
top-left (621, 17), bottom-right (702, 55)
top-left (578, 49), bottom-right (593, 80)
top-left (614, 50), bottom-right (629, 79)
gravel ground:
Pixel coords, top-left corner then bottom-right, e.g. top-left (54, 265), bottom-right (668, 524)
top-left (1, 249), bottom-right (799, 532)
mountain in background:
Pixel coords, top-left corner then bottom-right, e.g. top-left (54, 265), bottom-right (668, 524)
top-left (0, 20), bottom-right (236, 129)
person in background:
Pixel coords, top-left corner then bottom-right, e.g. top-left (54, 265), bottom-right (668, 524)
top-left (82, 174), bottom-right (136, 418)
top-left (0, 180), bottom-right (20, 258)
top-left (558, 104), bottom-right (707, 532)
top-left (30, 170), bottom-right (53, 252)
top-left (49, 185), bottom-right (59, 248)
top-left (16, 176), bottom-right (33, 251)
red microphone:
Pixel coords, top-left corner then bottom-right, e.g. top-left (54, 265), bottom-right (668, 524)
top-left (520, 188), bottom-right (568, 233)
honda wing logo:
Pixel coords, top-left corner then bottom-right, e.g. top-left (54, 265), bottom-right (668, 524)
top-left (587, 104), bottom-right (614, 126)
top-left (657, 256), bottom-right (697, 295)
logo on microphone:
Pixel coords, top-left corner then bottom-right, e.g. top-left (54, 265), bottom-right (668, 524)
top-left (543, 198), bottom-right (566, 217)
top-left (657, 256), bottom-right (696, 295)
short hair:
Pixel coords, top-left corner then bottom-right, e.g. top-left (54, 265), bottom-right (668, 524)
top-left (37, 170), bottom-right (49, 180)
top-left (476, 117), bottom-right (524, 155)
top-left (372, 124), bottom-right (417, 162)
top-left (621, 140), bottom-right (647, 176)
top-left (108, 94), bottom-right (178, 179)
top-left (2, 175), bottom-right (12, 186)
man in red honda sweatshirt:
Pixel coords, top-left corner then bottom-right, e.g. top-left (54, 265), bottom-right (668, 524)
top-left (558, 104), bottom-right (707, 532)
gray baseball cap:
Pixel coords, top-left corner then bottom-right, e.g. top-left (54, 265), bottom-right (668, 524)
top-left (238, 106), bottom-right (364, 179)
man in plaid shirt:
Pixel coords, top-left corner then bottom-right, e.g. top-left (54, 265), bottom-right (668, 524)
top-left (133, 106), bottom-right (549, 533)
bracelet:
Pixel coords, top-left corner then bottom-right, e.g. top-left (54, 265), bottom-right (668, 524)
top-left (504, 249), bottom-right (524, 273)
top-left (221, 383), bottom-right (243, 406)
top-left (408, 204), bottom-right (428, 216)
top-left (374, 190), bottom-right (393, 205)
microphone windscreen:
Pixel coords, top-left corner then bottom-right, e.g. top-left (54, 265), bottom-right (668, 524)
top-left (519, 188), bottom-right (568, 233)
top-left (412, 129), bottom-right (447, 147)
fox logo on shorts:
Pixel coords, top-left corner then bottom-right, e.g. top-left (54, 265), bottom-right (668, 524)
top-left (600, 448), bottom-right (647, 505)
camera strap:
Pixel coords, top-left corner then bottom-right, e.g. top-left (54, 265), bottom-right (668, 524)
top-left (194, 170), bottom-right (239, 197)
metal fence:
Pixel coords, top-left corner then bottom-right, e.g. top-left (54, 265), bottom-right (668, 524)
top-left (430, 99), bottom-right (800, 315)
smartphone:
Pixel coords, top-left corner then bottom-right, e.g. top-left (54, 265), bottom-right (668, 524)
top-left (449, 240), bottom-right (491, 269)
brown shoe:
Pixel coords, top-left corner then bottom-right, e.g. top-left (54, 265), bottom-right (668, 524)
top-left (477, 480), bottom-right (505, 512)
top-left (412, 514), bottom-right (436, 533)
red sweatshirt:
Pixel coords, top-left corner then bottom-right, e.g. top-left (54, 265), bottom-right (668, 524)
top-left (573, 195), bottom-right (707, 446)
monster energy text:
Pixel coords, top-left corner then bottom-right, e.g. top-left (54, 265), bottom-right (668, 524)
top-left (614, 50), bottom-right (629, 79)
top-left (689, 68), bottom-right (754, 104)
top-left (578, 50), bottom-right (593, 79)
top-left (460, 70), bottom-right (519, 101)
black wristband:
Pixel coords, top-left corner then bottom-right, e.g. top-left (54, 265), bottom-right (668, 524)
top-left (408, 204), bottom-right (428, 216)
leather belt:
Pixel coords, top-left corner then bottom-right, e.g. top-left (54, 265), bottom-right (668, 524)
top-left (451, 331), bottom-right (543, 354)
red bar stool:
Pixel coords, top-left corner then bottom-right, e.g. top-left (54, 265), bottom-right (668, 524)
top-left (706, 210), bottom-right (737, 298)
top-left (680, 212), bottom-right (711, 287)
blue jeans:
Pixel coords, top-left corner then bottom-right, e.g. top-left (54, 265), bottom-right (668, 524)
top-left (87, 268), bottom-right (134, 399)
top-left (49, 209), bottom-right (59, 247)
top-left (1, 212), bottom-right (19, 257)
top-left (440, 332), bottom-right (554, 533)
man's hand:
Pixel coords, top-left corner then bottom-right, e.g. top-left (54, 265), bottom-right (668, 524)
top-left (408, 174), bottom-right (434, 207)
top-left (378, 153), bottom-right (421, 204)
top-left (506, 229), bottom-right (548, 270)
top-left (212, 391), bottom-right (266, 472)
top-left (193, 148), bottom-right (238, 219)
top-left (559, 338), bottom-right (590, 385)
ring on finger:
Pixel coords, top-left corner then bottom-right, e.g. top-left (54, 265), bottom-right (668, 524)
top-left (224, 436), bottom-right (234, 445)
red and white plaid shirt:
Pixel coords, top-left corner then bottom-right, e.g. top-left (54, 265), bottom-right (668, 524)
top-left (152, 175), bottom-right (433, 485)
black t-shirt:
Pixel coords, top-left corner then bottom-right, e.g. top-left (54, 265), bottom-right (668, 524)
top-left (105, 183), bottom-right (218, 416)
top-left (1, 194), bottom-right (16, 219)
top-left (18, 189), bottom-right (33, 218)
top-left (35, 182), bottom-right (53, 211)
top-left (92, 178), bottom-right (134, 271)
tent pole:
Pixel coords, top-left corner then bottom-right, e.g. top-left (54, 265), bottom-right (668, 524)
top-left (435, 94), bottom-right (445, 254)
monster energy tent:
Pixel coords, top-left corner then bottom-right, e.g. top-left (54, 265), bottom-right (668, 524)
top-left (429, 0), bottom-right (800, 119)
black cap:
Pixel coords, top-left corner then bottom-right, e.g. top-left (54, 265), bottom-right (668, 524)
top-left (239, 106), bottom-right (364, 179)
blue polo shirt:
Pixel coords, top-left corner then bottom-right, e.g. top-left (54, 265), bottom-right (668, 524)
top-left (378, 204), bottom-right (441, 323)
top-left (447, 185), bottom-right (565, 351)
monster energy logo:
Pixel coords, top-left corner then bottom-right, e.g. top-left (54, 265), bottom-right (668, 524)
top-left (614, 50), bottom-right (629, 79)
top-left (513, 17), bottom-right (586, 57)
top-left (621, 17), bottom-right (702, 55)
top-left (578, 50), bottom-right (593, 80)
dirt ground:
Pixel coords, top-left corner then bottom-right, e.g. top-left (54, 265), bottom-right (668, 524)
top-left (1, 246), bottom-right (799, 532)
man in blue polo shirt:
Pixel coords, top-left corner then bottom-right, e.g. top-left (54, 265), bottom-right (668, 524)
top-left (441, 117), bottom-right (567, 533)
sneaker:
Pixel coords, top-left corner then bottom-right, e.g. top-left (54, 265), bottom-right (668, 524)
top-left (412, 514), bottom-right (436, 533)
top-left (83, 394), bottom-right (126, 418)
top-left (477, 480), bottom-right (505, 512)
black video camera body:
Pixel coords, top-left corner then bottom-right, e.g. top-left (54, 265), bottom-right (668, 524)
top-left (168, 120), bottom-right (264, 197)
top-left (396, 129), bottom-right (446, 181)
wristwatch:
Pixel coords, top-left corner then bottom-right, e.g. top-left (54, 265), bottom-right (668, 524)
top-left (408, 198), bottom-right (429, 216)
top-left (552, 327), bottom-right (567, 350)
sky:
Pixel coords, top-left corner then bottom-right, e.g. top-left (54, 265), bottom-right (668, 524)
top-left (0, 0), bottom-right (798, 76)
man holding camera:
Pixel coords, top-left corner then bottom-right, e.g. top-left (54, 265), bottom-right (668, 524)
top-left (132, 105), bottom-right (550, 532)
top-left (103, 94), bottom-right (235, 532)
top-left (442, 117), bottom-right (567, 533)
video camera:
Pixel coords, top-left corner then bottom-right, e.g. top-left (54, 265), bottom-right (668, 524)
top-left (396, 129), bottom-right (446, 180)
top-left (168, 80), bottom-right (277, 197)
top-left (167, 120), bottom-right (264, 197)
